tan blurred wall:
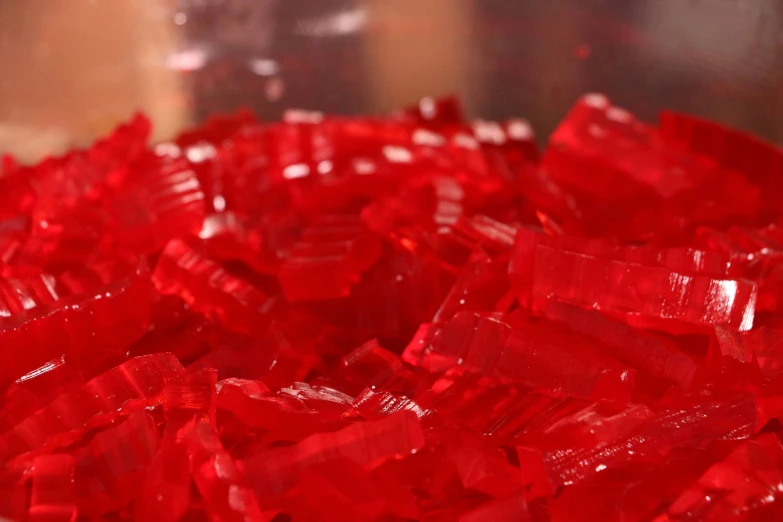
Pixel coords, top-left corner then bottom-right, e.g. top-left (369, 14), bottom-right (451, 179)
top-left (361, 0), bottom-right (477, 115)
top-left (0, 0), bottom-right (191, 162)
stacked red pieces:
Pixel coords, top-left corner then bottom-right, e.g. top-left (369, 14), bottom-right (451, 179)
top-left (2, 94), bottom-right (783, 521)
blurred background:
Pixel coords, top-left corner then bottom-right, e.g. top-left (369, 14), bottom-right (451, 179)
top-left (1, 0), bottom-right (782, 162)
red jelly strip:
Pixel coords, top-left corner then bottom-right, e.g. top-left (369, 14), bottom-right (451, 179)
top-left (335, 338), bottom-right (408, 395)
top-left (0, 263), bottom-right (154, 388)
top-left (543, 302), bottom-right (698, 390)
top-left (74, 410), bottom-right (159, 515)
top-left (352, 388), bottom-right (427, 421)
top-left (182, 421), bottom-right (263, 522)
top-left (153, 239), bottom-right (269, 337)
top-left (517, 393), bottom-right (758, 497)
top-left (511, 231), bottom-right (757, 333)
top-left (662, 434), bottom-right (783, 520)
top-left (216, 379), bottom-right (351, 441)
top-left (278, 214), bottom-right (383, 301)
top-left (543, 94), bottom-right (709, 202)
top-left (163, 369), bottom-right (218, 438)
top-left (105, 153), bottom-right (207, 255)
top-left (0, 353), bottom-right (183, 465)
top-left (404, 311), bottom-right (635, 401)
top-left (245, 411), bottom-right (426, 507)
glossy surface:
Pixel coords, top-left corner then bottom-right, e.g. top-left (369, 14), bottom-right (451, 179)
top-left (2, 95), bottom-right (783, 521)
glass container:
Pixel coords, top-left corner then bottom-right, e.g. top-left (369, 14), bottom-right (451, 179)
top-left (1, 0), bottom-right (781, 162)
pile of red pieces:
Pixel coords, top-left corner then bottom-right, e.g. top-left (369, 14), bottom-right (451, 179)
top-left (2, 93), bottom-right (783, 522)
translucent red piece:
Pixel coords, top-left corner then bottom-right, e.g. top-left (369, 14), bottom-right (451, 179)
top-left (440, 426), bottom-right (524, 497)
top-left (433, 248), bottom-right (513, 323)
top-left (132, 440), bottom-right (191, 522)
top-left (405, 310), bottom-right (636, 401)
top-left (352, 388), bottom-right (427, 421)
top-left (0, 466), bottom-right (27, 521)
top-left (511, 228), bottom-right (757, 333)
top-left (659, 110), bottom-right (783, 216)
top-left (545, 95), bottom-right (700, 200)
top-left (282, 459), bottom-right (406, 522)
top-left (517, 393), bottom-right (758, 497)
top-left (105, 152), bottom-right (207, 255)
top-left (183, 421), bottom-right (263, 522)
top-left (458, 493), bottom-right (530, 522)
top-left (335, 338), bottom-right (408, 395)
top-left (0, 357), bottom-right (85, 432)
top-left (153, 239), bottom-right (269, 337)
top-left (163, 369), bottom-right (218, 438)
top-left (278, 214), bottom-right (383, 301)
top-left (188, 326), bottom-right (318, 386)
top-left (29, 454), bottom-right (77, 522)
top-left (661, 434), bottom-right (783, 520)
top-left (0, 262), bottom-right (154, 388)
top-left (0, 353), bottom-right (183, 465)
top-left (543, 302), bottom-right (697, 390)
top-left (403, 96), bottom-right (465, 127)
top-left (217, 380), bottom-right (351, 441)
top-left (74, 410), bottom-right (159, 515)
top-left (245, 411), bottom-right (426, 507)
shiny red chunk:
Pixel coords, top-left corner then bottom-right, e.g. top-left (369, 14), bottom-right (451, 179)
top-left (404, 310), bottom-right (636, 401)
top-left (511, 228), bottom-right (757, 333)
top-left (74, 410), bottom-right (159, 515)
top-left (153, 239), bottom-right (269, 337)
top-left (183, 421), bottom-right (263, 522)
top-left (4, 97), bottom-right (783, 520)
top-left (517, 393), bottom-right (758, 497)
top-left (105, 153), bottom-right (207, 255)
top-left (0, 264), bottom-right (154, 388)
top-left (216, 380), bottom-right (351, 441)
top-left (278, 215), bottom-right (383, 301)
top-left (244, 411), bottom-right (425, 507)
top-left (0, 353), bottom-right (183, 465)
top-left (662, 435), bottom-right (783, 520)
